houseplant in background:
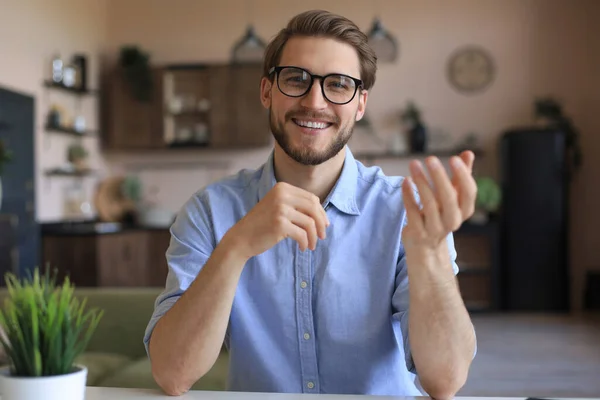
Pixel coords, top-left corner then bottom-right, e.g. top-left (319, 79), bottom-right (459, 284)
top-left (0, 268), bottom-right (103, 400)
top-left (470, 176), bottom-right (501, 224)
top-left (67, 143), bottom-right (89, 171)
top-left (119, 46), bottom-right (153, 103)
top-left (534, 96), bottom-right (583, 176)
top-left (0, 139), bottom-right (13, 211)
top-left (121, 176), bottom-right (174, 228)
top-left (401, 100), bottom-right (428, 153)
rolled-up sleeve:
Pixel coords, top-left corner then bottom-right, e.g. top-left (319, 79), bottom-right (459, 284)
top-left (143, 191), bottom-right (216, 357)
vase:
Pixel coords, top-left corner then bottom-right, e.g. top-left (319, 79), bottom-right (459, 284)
top-left (409, 123), bottom-right (427, 153)
top-left (0, 365), bottom-right (87, 400)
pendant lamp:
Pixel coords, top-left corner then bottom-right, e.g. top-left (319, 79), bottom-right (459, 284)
top-left (367, 17), bottom-right (398, 63)
top-left (231, 25), bottom-right (266, 64)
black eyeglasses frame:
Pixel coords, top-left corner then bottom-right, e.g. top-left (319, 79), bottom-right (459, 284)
top-left (268, 66), bottom-right (364, 105)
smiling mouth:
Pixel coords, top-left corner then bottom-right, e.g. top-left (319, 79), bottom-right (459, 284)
top-left (292, 119), bottom-right (333, 130)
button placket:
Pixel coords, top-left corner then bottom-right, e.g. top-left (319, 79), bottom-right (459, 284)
top-left (295, 243), bottom-right (319, 393)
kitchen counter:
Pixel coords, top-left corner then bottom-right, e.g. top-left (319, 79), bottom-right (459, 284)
top-left (41, 220), bottom-right (172, 236)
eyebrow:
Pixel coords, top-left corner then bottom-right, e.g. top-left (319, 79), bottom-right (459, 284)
top-left (281, 65), bottom-right (359, 78)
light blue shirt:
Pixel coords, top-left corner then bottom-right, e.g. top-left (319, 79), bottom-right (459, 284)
top-left (144, 146), bottom-right (460, 396)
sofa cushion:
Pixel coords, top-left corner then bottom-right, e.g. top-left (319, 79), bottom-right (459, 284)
top-left (75, 352), bottom-right (133, 386)
top-left (98, 351), bottom-right (229, 391)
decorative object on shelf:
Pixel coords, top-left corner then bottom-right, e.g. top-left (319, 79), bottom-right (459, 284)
top-left (46, 104), bottom-right (62, 128)
top-left (454, 132), bottom-right (480, 153)
top-left (447, 45), bottom-right (495, 94)
top-left (94, 176), bottom-right (137, 222)
top-left (73, 116), bottom-right (86, 133)
top-left (367, 17), bottom-right (398, 63)
top-left (119, 46), bottom-right (153, 102)
top-left (67, 144), bottom-right (89, 171)
top-left (0, 268), bottom-right (103, 400)
top-left (121, 175), bottom-right (143, 205)
top-left (63, 181), bottom-right (92, 220)
top-left (231, 25), bottom-right (266, 64)
top-left (62, 64), bottom-right (77, 88)
top-left (0, 139), bottom-right (13, 211)
top-left (470, 176), bottom-right (501, 224)
top-left (128, 182), bottom-right (175, 228)
top-left (401, 101), bottom-right (427, 153)
top-left (50, 54), bottom-right (63, 83)
top-left (534, 96), bottom-right (582, 175)
top-left (71, 54), bottom-right (88, 92)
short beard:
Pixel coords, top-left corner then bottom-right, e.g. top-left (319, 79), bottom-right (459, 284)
top-left (269, 108), bottom-right (355, 166)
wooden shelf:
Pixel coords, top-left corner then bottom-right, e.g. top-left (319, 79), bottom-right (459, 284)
top-left (459, 266), bottom-right (491, 275)
top-left (43, 80), bottom-right (98, 96)
top-left (167, 141), bottom-right (210, 149)
top-left (354, 148), bottom-right (485, 162)
top-left (45, 124), bottom-right (96, 137)
top-left (44, 168), bottom-right (96, 177)
top-left (167, 110), bottom-right (209, 117)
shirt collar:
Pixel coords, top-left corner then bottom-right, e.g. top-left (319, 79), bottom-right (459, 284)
top-left (257, 146), bottom-right (360, 216)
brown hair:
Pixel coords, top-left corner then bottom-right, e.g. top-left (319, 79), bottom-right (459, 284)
top-left (262, 10), bottom-right (377, 90)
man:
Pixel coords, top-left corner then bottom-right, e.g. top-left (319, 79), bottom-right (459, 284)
top-left (145, 9), bottom-right (477, 399)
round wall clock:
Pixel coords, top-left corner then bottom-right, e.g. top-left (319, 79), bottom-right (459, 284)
top-left (447, 45), bottom-right (495, 94)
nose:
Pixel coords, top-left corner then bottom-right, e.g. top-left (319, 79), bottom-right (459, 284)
top-left (299, 79), bottom-right (328, 109)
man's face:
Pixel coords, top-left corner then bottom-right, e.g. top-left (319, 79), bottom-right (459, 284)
top-left (260, 36), bottom-right (368, 166)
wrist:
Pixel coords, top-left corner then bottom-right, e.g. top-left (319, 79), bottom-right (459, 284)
top-left (218, 229), bottom-right (252, 265)
top-left (405, 243), bottom-right (456, 288)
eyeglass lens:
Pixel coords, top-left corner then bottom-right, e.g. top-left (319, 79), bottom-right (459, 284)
top-left (278, 67), bottom-right (357, 104)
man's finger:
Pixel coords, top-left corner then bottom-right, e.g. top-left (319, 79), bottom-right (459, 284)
top-left (426, 157), bottom-right (462, 232)
top-left (450, 156), bottom-right (477, 219)
top-left (288, 209), bottom-right (319, 251)
top-left (290, 196), bottom-right (328, 240)
top-left (402, 177), bottom-right (424, 232)
top-left (459, 150), bottom-right (475, 172)
top-left (409, 160), bottom-right (443, 234)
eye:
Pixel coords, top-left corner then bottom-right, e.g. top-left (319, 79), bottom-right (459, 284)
top-left (326, 76), bottom-right (353, 91)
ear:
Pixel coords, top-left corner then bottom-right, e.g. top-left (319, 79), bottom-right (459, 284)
top-left (355, 89), bottom-right (369, 121)
top-left (260, 77), bottom-right (272, 109)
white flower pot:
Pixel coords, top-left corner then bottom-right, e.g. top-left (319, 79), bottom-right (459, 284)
top-left (0, 365), bottom-right (87, 400)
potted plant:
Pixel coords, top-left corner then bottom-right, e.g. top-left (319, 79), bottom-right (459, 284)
top-left (0, 268), bottom-right (103, 400)
top-left (470, 176), bottom-right (501, 224)
top-left (67, 144), bottom-right (89, 171)
top-left (534, 96), bottom-right (582, 175)
top-left (0, 139), bottom-right (13, 211)
top-left (401, 101), bottom-right (427, 153)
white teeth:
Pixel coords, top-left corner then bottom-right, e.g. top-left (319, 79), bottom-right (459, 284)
top-left (296, 120), bottom-right (329, 129)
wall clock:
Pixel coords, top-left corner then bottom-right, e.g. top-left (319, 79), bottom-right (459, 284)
top-left (447, 45), bottom-right (495, 94)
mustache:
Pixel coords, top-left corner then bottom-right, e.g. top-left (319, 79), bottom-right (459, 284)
top-left (285, 110), bottom-right (340, 125)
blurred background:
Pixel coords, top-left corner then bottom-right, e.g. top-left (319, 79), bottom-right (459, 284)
top-left (0, 0), bottom-right (599, 396)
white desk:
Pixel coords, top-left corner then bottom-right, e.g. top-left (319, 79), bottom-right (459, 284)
top-left (84, 388), bottom-right (592, 400)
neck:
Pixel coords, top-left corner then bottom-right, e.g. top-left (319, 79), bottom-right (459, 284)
top-left (272, 145), bottom-right (346, 203)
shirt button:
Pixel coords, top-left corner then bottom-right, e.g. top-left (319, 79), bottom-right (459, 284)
top-left (303, 333), bottom-right (310, 340)
top-left (307, 382), bottom-right (315, 389)
top-left (300, 281), bottom-right (307, 289)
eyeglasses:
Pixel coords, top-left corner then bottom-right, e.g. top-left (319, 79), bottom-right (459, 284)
top-left (268, 66), bottom-right (363, 105)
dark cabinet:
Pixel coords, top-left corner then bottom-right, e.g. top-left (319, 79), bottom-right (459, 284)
top-left (101, 67), bottom-right (165, 151)
top-left (101, 63), bottom-right (270, 151)
top-left (42, 229), bottom-right (171, 287)
top-left (230, 64), bottom-right (270, 147)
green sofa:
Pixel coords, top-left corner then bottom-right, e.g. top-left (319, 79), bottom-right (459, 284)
top-left (0, 287), bottom-right (229, 391)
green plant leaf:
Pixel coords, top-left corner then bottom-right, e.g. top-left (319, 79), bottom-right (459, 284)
top-left (0, 268), bottom-right (103, 377)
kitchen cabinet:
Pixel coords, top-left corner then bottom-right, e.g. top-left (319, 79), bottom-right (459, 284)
top-left (102, 63), bottom-right (270, 151)
top-left (101, 67), bottom-right (165, 151)
top-left (42, 228), bottom-right (171, 287)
